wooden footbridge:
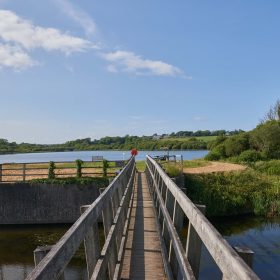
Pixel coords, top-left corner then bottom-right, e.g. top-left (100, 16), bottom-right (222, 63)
top-left (26, 156), bottom-right (260, 280)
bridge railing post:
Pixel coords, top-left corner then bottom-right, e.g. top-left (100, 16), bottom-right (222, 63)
top-left (81, 205), bottom-right (101, 280)
top-left (185, 204), bottom-right (206, 279)
top-left (34, 246), bottom-right (65, 280)
top-left (0, 164), bottom-right (2, 182)
top-left (169, 200), bottom-right (185, 278)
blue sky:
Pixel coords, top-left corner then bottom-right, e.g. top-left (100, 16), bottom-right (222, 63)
top-left (0, 0), bottom-right (279, 143)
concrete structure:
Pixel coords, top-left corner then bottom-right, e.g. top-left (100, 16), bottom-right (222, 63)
top-left (0, 183), bottom-right (102, 224)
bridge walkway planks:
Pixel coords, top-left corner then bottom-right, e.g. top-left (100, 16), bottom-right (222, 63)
top-left (120, 172), bottom-right (167, 280)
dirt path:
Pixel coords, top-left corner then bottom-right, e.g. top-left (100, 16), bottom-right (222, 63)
top-left (184, 161), bottom-right (246, 174)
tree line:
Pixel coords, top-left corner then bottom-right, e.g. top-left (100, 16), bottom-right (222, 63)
top-left (0, 129), bottom-right (243, 154)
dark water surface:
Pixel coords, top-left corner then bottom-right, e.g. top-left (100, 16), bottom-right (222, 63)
top-left (0, 224), bottom-right (87, 280)
top-left (0, 216), bottom-right (279, 279)
top-left (199, 216), bottom-right (280, 279)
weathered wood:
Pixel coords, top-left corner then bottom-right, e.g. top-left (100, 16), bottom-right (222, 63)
top-left (234, 246), bottom-right (254, 268)
top-left (146, 164), bottom-right (196, 280)
top-left (26, 157), bottom-right (135, 280)
top-left (81, 205), bottom-right (101, 279)
top-left (34, 246), bottom-right (64, 280)
top-left (186, 204), bottom-right (206, 279)
top-left (120, 173), bottom-right (167, 279)
top-left (146, 155), bottom-right (259, 280)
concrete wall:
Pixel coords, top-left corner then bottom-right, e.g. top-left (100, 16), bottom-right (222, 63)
top-left (0, 183), bottom-right (102, 224)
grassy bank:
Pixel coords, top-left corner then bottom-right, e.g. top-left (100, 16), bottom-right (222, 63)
top-left (185, 169), bottom-right (280, 217)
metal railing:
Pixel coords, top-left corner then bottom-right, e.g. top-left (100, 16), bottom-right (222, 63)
top-left (145, 155), bottom-right (259, 280)
top-left (26, 156), bottom-right (136, 280)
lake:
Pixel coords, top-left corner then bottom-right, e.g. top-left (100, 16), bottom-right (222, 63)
top-left (0, 216), bottom-right (279, 279)
top-left (0, 150), bottom-right (208, 164)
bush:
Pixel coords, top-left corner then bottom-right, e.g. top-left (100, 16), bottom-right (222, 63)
top-left (103, 159), bottom-right (109, 178)
top-left (238, 150), bottom-right (263, 163)
top-left (75, 159), bottom-right (83, 178)
top-left (254, 160), bottom-right (280, 175)
top-left (48, 161), bottom-right (56, 179)
top-left (164, 164), bottom-right (181, 177)
top-left (185, 170), bottom-right (280, 217)
top-left (30, 177), bottom-right (109, 186)
top-left (205, 151), bottom-right (221, 161)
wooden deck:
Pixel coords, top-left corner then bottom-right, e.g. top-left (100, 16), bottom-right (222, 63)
top-left (120, 172), bottom-right (167, 279)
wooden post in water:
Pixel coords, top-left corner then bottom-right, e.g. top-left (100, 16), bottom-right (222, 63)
top-left (222, 246), bottom-right (254, 279)
top-left (81, 205), bottom-right (101, 280)
top-left (234, 246), bottom-right (254, 268)
top-left (22, 163), bottom-right (26, 182)
top-left (34, 245), bottom-right (65, 280)
top-left (186, 204), bottom-right (206, 279)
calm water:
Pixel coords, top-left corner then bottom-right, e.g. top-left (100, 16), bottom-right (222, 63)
top-left (0, 216), bottom-right (279, 279)
top-left (0, 150), bottom-right (208, 164)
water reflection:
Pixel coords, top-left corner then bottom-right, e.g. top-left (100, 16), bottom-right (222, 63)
top-left (198, 216), bottom-right (280, 280)
top-left (0, 224), bottom-right (87, 280)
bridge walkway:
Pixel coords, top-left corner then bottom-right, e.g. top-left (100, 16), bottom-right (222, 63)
top-left (120, 172), bottom-right (167, 279)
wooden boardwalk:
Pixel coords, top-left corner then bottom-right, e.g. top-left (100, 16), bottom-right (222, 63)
top-left (120, 172), bottom-right (167, 279)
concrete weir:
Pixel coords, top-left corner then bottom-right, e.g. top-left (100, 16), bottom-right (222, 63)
top-left (0, 183), bottom-right (101, 224)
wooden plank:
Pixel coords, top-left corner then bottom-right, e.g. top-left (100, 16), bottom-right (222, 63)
top-left (120, 173), bottom-right (166, 280)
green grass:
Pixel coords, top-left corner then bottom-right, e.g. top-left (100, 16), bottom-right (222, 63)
top-left (183, 160), bottom-right (209, 168)
top-left (136, 160), bottom-right (146, 172)
top-left (185, 169), bottom-right (280, 217)
top-left (160, 136), bottom-right (217, 143)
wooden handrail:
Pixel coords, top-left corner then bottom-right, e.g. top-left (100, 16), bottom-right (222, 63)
top-left (26, 157), bottom-right (136, 280)
top-left (145, 155), bottom-right (259, 280)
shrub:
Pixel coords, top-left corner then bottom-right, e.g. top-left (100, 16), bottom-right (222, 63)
top-left (48, 161), bottom-right (56, 179)
top-left (238, 150), bottom-right (263, 163)
top-left (254, 160), bottom-right (280, 175)
top-left (164, 164), bottom-right (181, 177)
top-left (205, 151), bottom-right (221, 161)
top-left (75, 159), bottom-right (83, 178)
top-left (185, 170), bottom-right (280, 217)
top-left (103, 159), bottom-right (109, 178)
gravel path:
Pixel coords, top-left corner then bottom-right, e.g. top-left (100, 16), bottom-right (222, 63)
top-left (184, 161), bottom-right (246, 174)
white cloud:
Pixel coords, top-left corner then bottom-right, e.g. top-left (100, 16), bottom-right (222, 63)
top-left (102, 50), bottom-right (183, 77)
top-left (193, 116), bottom-right (208, 121)
top-left (54, 0), bottom-right (97, 37)
top-left (0, 44), bottom-right (35, 69)
top-left (0, 10), bottom-right (94, 54)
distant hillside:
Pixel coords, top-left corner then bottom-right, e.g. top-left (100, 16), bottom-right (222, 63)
top-left (0, 129), bottom-right (244, 154)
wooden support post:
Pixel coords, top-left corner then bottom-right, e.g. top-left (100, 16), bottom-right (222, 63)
top-left (234, 246), bottom-right (254, 268)
top-left (34, 245), bottom-right (64, 280)
top-left (23, 163), bottom-right (26, 182)
top-left (81, 205), bottom-right (101, 280)
top-left (0, 164), bottom-right (2, 182)
top-left (186, 204), bottom-right (206, 279)
top-left (168, 200), bottom-right (185, 278)
top-left (222, 247), bottom-right (254, 280)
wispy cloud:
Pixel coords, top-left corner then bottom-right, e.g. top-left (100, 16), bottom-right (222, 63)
top-left (0, 44), bottom-right (35, 70)
top-left (54, 0), bottom-right (97, 37)
top-left (193, 116), bottom-right (208, 122)
top-left (0, 9), bottom-right (95, 69)
top-left (102, 50), bottom-right (184, 77)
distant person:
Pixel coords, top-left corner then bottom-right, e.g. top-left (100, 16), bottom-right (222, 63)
top-left (131, 148), bottom-right (138, 157)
